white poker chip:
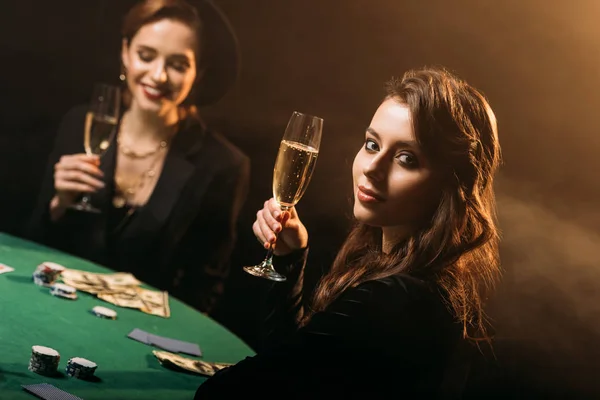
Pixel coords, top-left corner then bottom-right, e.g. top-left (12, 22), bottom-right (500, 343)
top-left (29, 345), bottom-right (60, 376)
top-left (32, 346), bottom-right (59, 357)
top-left (69, 357), bottom-right (97, 369)
top-left (66, 357), bottom-right (98, 379)
top-left (91, 306), bottom-right (117, 319)
top-left (50, 283), bottom-right (78, 300)
top-left (50, 292), bottom-right (78, 300)
top-left (51, 283), bottom-right (76, 295)
top-left (33, 262), bottom-right (66, 287)
top-left (41, 262), bottom-right (66, 273)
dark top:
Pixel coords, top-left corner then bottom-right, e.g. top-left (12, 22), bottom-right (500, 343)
top-left (195, 248), bottom-right (466, 399)
top-left (24, 105), bottom-right (250, 314)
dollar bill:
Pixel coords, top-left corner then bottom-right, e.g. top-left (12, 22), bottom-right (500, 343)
top-left (97, 289), bottom-right (170, 318)
top-left (59, 269), bottom-right (169, 317)
top-left (153, 350), bottom-right (233, 376)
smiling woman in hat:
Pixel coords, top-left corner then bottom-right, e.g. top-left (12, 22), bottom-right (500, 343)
top-left (25, 0), bottom-right (249, 314)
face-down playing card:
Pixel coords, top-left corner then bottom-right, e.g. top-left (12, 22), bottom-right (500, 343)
top-left (22, 383), bottom-right (83, 400)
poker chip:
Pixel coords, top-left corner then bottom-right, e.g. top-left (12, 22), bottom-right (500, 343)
top-left (50, 283), bottom-right (78, 300)
top-left (91, 306), bottom-right (117, 320)
top-left (65, 357), bottom-right (97, 380)
top-left (28, 345), bottom-right (60, 376)
top-left (32, 262), bottom-right (66, 287)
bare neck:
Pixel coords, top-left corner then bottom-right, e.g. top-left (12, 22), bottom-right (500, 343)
top-left (122, 102), bottom-right (179, 143)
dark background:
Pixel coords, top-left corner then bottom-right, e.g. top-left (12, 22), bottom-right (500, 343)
top-left (1, 1), bottom-right (600, 398)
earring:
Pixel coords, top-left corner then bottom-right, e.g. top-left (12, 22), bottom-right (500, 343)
top-left (119, 73), bottom-right (126, 82)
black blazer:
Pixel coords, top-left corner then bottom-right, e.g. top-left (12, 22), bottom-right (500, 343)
top-left (195, 249), bottom-right (466, 399)
top-left (24, 105), bottom-right (250, 313)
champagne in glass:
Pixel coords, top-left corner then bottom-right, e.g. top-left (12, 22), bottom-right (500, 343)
top-left (272, 140), bottom-right (319, 209)
top-left (70, 83), bottom-right (121, 213)
top-left (84, 113), bottom-right (118, 157)
top-left (244, 111), bottom-right (323, 282)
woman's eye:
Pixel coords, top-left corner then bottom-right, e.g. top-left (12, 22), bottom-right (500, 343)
top-left (398, 153), bottom-right (418, 168)
top-left (170, 62), bottom-right (189, 72)
top-left (138, 51), bottom-right (154, 62)
top-left (365, 139), bottom-right (379, 151)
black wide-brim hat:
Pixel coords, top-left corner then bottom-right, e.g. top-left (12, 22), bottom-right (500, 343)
top-left (192, 0), bottom-right (241, 106)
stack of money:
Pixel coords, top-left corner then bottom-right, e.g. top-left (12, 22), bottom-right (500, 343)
top-left (60, 269), bottom-right (170, 318)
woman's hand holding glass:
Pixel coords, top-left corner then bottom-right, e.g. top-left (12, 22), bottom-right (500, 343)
top-left (49, 154), bottom-right (105, 221)
top-left (253, 198), bottom-right (308, 257)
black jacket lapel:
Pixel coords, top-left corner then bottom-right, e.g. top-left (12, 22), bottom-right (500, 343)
top-left (117, 117), bottom-right (208, 244)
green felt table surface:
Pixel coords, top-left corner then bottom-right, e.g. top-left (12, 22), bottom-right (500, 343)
top-left (0, 233), bottom-right (255, 399)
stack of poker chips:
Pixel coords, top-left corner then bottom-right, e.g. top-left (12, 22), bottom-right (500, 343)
top-left (32, 262), bottom-right (66, 287)
top-left (91, 306), bottom-right (117, 319)
top-left (28, 346), bottom-right (60, 376)
top-left (50, 283), bottom-right (78, 300)
top-left (65, 357), bottom-right (97, 380)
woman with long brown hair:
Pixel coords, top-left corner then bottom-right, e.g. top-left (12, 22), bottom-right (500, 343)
top-left (25, 0), bottom-right (249, 314)
top-left (195, 66), bottom-right (501, 398)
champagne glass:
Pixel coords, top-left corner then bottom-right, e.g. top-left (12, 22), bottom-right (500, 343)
top-left (70, 83), bottom-right (121, 213)
top-left (244, 111), bottom-right (323, 282)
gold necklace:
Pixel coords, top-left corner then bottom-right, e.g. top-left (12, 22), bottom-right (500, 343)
top-left (117, 135), bottom-right (167, 159)
top-left (113, 144), bottom-right (168, 208)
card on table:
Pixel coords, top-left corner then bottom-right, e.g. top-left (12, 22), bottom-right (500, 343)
top-left (127, 328), bottom-right (149, 343)
top-left (176, 341), bottom-right (203, 357)
top-left (127, 328), bottom-right (202, 356)
top-left (147, 334), bottom-right (182, 353)
top-left (0, 263), bottom-right (14, 274)
top-left (22, 383), bottom-right (83, 400)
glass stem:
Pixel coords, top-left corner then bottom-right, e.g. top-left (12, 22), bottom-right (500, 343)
top-left (261, 205), bottom-right (290, 269)
top-left (262, 243), bottom-right (276, 268)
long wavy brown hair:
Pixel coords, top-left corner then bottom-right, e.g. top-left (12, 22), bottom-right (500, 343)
top-left (300, 67), bottom-right (502, 341)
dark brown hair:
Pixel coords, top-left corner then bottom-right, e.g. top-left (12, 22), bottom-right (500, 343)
top-left (121, 0), bottom-right (204, 116)
top-left (301, 67), bottom-right (502, 341)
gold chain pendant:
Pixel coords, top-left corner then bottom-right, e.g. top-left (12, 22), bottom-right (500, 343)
top-left (113, 195), bottom-right (127, 208)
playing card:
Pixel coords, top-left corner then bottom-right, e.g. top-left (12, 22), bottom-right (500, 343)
top-left (176, 341), bottom-right (203, 357)
top-left (147, 334), bottom-right (181, 353)
top-left (128, 328), bottom-right (202, 356)
top-left (148, 334), bottom-right (202, 356)
top-left (0, 263), bottom-right (14, 274)
top-left (22, 383), bottom-right (83, 400)
top-left (127, 328), bottom-right (150, 344)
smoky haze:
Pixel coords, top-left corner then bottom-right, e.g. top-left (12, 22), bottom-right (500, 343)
top-left (482, 176), bottom-right (600, 396)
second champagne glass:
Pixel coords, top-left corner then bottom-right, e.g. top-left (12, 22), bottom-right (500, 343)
top-left (70, 83), bottom-right (121, 213)
top-left (244, 111), bottom-right (323, 282)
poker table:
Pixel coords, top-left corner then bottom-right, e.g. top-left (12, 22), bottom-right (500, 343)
top-left (0, 233), bottom-right (255, 399)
